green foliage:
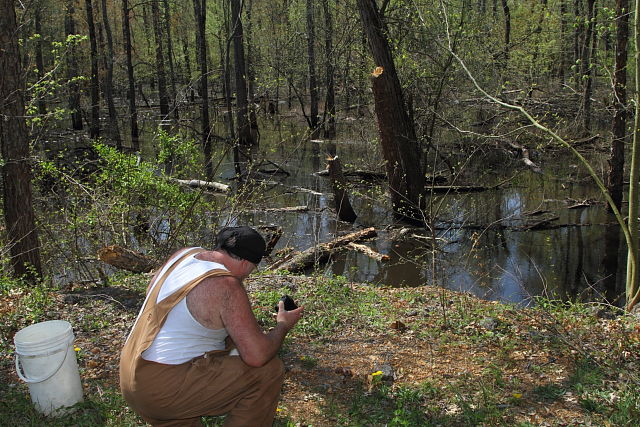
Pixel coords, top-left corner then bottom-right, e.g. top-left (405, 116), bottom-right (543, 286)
top-left (25, 33), bottom-right (88, 127)
top-left (0, 381), bottom-right (143, 426)
top-left (252, 274), bottom-right (390, 338)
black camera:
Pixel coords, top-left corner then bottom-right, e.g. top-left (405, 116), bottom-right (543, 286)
top-left (274, 295), bottom-right (298, 312)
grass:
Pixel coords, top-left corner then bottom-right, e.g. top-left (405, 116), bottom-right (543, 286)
top-left (2, 270), bottom-right (640, 425)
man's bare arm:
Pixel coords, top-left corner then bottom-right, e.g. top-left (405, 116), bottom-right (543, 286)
top-left (216, 277), bottom-right (303, 367)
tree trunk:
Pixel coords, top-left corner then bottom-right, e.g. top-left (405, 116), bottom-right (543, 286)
top-left (626, 0), bottom-right (640, 310)
top-left (608, 0), bottom-right (628, 211)
top-left (100, 0), bottom-right (122, 148)
top-left (182, 36), bottom-right (194, 102)
top-left (151, 0), bottom-right (170, 120)
top-left (245, 0), bottom-right (259, 144)
top-left (231, 0), bottom-right (255, 146)
top-left (162, 0), bottom-right (179, 120)
top-left (581, 0), bottom-right (596, 131)
top-left (65, 0), bottom-right (83, 130)
top-left (193, 0), bottom-right (213, 178)
top-left (0, 0), bottom-right (43, 280)
top-left (322, 0), bottom-right (336, 139)
top-left (34, 5), bottom-right (47, 116)
top-left (85, 0), bottom-right (100, 138)
top-left (306, 0), bottom-right (320, 136)
top-left (356, 0), bottom-right (425, 224)
top-left (559, 0), bottom-right (567, 81)
top-left (122, 0), bottom-right (139, 149)
top-left (501, 0), bottom-right (510, 62)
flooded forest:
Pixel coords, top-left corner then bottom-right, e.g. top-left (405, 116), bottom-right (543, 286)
top-left (2, 0), bottom-right (640, 309)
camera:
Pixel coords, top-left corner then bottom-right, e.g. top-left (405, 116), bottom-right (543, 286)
top-left (274, 295), bottom-right (298, 312)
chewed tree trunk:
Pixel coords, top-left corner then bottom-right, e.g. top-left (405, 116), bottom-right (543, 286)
top-left (356, 0), bottom-right (425, 224)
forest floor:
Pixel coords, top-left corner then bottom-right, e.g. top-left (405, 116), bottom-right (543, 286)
top-left (1, 272), bottom-right (640, 426)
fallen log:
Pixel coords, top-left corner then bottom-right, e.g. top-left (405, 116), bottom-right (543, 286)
top-left (249, 205), bottom-right (309, 213)
top-left (346, 242), bottom-right (389, 262)
top-left (169, 178), bottom-right (230, 193)
top-left (97, 245), bottom-right (156, 273)
top-left (274, 227), bottom-right (377, 273)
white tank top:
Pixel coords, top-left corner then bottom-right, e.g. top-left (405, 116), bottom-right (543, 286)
top-left (141, 248), bottom-right (230, 364)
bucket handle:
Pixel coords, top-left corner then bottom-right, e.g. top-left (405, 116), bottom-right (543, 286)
top-left (15, 337), bottom-right (74, 384)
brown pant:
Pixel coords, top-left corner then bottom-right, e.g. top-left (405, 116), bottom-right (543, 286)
top-left (122, 350), bottom-right (284, 427)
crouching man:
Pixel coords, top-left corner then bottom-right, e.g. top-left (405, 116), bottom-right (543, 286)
top-left (120, 226), bottom-right (303, 426)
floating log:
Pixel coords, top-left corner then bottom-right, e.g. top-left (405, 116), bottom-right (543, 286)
top-left (169, 178), bottom-right (230, 193)
top-left (97, 245), bottom-right (156, 273)
top-left (327, 156), bottom-right (357, 223)
top-left (260, 205), bottom-right (309, 213)
top-left (346, 242), bottom-right (389, 262)
top-left (274, 227), bottom-right (377, 273)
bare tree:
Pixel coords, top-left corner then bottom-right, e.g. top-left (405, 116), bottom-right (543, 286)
top-left (65, 0), bottom-right (83, 130)
top-left (101, 0), bottom-right (122, 148)
top-left (122, 0), bottom-right (139, 148)
top-left (231, 0), bottom-right (256, 146)
top-left (306, 0), bottom-right (320, 136)
top-left (85, 0), bottom-right (100, 138)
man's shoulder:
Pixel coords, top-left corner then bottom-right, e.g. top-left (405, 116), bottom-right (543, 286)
top-left (199, 274), bottom-right (242, 292)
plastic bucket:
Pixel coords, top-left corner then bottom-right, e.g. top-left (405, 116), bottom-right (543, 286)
top-left (14, 320), bottom-right (84, 416)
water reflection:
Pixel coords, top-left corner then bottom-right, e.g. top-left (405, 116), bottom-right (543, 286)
top-left (228, 126), bottom-right (623, 306)
top-left (64, 113), bottom-right (623, 307)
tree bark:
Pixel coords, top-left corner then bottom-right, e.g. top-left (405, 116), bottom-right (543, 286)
top-left (34, 5), bottom-right (47, 116)
top-left (151, 0), bottom-right (170, 120)
top-left (231, 0), bottom-right (255, 146)
top-left (581, 0), bottom-right (597, 131)
top-left (356, 0), bottom-right (426, 224)
top-left (193, 0), bottom-right (213, 178)
top-left (122, 0), bottom-right (139, 149)
top-left (65, 0), bottom-right (83, 130)
top-left (608, 0), bottom-right (629, 211)
top-left (162, 0), bottom-right (179, 120)
top-left (501, 0), bottom-right (510, 61)
top-left (85, 0), bottom-right (100, 138)
top-left (322, 0), bottom-right (336, 139)
top-left (245, 0), bottom-right (259, 144)
top-left (100, 0), bottom-right (122, 148)
top-left (559, 0), bottom-right (567, 81)
top-left (0, 0), bottom-right (43, 280)
top-left (306, 0), bottom-right (320, 136)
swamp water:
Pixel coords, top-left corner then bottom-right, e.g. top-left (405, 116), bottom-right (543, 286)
top-left (49, 112), bottom-right (625, 307)
top-left (202, 120), bottom-right (623, 306)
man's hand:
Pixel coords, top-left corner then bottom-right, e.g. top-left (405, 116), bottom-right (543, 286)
top-left (276, 300), bottom-right (304, 331)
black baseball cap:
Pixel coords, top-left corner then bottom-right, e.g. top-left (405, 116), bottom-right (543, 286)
top-left (215, 226), bottom-right (266, 265)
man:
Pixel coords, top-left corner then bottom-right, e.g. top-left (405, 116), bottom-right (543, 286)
top-left (120, 226), bottom-right (303, 426)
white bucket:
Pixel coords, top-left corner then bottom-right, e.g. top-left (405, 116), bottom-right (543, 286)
top-left (14, 320), bottom-right (84, 416)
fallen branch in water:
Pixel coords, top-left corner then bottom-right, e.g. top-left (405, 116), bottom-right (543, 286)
top-left (346, 242), bottom-right (389, 262)
top-left (168, 178), bottom-right (230, 193)
top-left (273, 227), bottom-right (377, 273)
